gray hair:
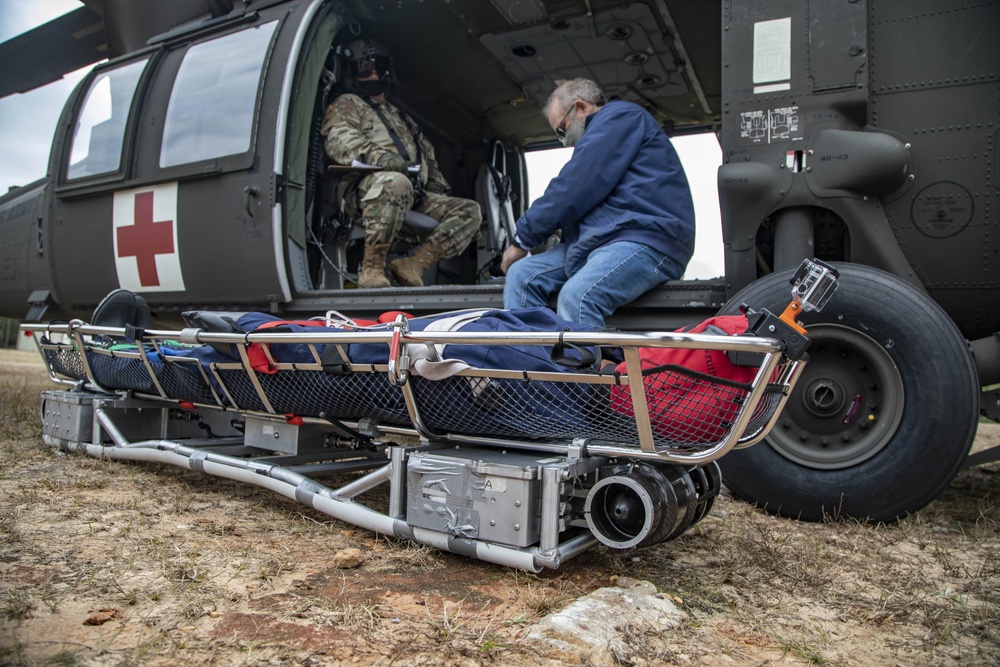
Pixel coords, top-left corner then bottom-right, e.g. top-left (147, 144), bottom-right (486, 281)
top-left (544, 78), bottom-right (607, 116)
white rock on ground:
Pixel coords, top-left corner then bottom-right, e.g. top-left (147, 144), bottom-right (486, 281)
top-left (524, 577), bottom-right (683, 666)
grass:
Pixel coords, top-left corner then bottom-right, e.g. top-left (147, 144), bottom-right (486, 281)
top-left (1, 350), bottom-right (999, 665)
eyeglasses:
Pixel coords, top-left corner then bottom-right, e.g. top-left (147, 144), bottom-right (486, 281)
top-left (554, 106), bottom-right (575, 143)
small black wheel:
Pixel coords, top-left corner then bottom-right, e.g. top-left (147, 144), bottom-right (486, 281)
top-left (585, 463), bottom-right (679, 548)
top-left (717, 263), bottom-right (979, 522)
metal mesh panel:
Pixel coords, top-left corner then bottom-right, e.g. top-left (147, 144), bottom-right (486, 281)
top-left (217, 369), bottom-right (410, 424)
top-left (609, 365), bottom-right (754, 445)
top-left (50, 347), bottom-right (220, 404)
top-left (412, 365), bottom-right (777, 450)
top-left (42, 346), bottom-right (87, 381)
top-left (33, 329), bottom-right (792, 454)
top-left (411, 375), bottom-right (621, 443)
top-left (740, 384), bottom-right (784, 439)
top-left (87, 352), bottom-right (157, 391)
top-left (154, 363), bottom-right (219, 404)
top-left (214, 369), bottom-right (267, 411)
top-left (41, 343), bottom-right (215, 405)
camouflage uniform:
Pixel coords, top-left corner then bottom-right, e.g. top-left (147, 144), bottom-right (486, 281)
top-left (321, 93), bottom-right (481, 258)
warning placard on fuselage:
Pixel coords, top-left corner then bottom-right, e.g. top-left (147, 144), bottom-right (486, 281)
top-left (738, 106), bottom-right (803, 146)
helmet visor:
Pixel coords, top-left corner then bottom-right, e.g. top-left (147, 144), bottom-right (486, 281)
top-left (352, 55), bottom-right (392, 80)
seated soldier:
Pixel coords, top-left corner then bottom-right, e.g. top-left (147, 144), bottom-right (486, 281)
top-left (321, 38), bottom-right (482, 288)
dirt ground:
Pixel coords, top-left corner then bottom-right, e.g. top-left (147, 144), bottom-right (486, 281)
top-left (1, 348), bottom-right (998, 666)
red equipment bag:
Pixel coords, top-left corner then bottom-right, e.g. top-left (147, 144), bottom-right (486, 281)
top-left (608, 315), bottom-right (761, 444)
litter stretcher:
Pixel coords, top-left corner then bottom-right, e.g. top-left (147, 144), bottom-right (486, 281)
top-left (24, 260), bottom-right (838, 571)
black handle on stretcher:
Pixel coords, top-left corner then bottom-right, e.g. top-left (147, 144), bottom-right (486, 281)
top-left (735, 308), bottom-right (812, 362)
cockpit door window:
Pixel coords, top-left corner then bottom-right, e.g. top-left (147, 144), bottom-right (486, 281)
top-left (67, 58), bottom-right (149, 180)
top-left (159, 20), bottom-right (278, 168)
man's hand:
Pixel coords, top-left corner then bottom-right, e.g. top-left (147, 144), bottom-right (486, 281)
top-left (501, 245), bottom-right (528, 274)
top-left (425, 181), bottom-right (448, 195)
top-left (376, 153), bottom-right (409, 173)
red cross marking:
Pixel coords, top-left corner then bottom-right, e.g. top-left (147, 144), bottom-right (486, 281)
top-left (117, 191), bottom-right (175, 287)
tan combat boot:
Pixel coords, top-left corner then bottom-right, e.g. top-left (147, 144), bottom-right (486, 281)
top-left (357, 243), bottom-right (392, 288)
top-left (388, 242), bottom-right (447, 287)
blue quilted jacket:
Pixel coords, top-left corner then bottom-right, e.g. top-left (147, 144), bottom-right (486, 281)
top-left (516, 100), bottom-right (695, 276)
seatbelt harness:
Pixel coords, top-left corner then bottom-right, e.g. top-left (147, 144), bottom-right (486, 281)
top-left (362, 98), bottom-right (428, 205)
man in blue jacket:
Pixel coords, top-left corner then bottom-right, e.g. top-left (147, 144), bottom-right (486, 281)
top-left (501, 78), bottom-right (695, 328)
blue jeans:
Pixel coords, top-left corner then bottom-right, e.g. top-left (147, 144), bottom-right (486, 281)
top-left (503, 241), bottom-right (683, 328)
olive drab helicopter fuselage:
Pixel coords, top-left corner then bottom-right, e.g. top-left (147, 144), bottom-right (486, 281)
top-left (1, 0), bottom-right (998, 524)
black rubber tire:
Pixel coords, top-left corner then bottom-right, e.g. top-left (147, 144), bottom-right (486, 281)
top-left (717, 263), bottom-right (979, 522)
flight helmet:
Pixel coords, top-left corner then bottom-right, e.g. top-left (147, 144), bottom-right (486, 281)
top-left (338, 37), bottom-right (394, 96)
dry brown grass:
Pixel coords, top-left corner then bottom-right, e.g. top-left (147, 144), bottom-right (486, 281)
top-left (1, 348), bottom-right (998, 666)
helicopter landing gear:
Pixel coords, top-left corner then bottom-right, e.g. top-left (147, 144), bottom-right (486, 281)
top-left (717, 263), bottom-right (979, 522)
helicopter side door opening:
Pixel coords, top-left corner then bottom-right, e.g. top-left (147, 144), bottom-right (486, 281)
top-left (283, 11), bottom-right (514, 295)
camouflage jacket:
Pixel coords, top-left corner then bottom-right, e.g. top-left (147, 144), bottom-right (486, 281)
top-left (321, 93), bottom-right (449, 192)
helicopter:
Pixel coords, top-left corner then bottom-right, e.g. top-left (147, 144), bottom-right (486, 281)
top-left (1, 0), bottom-right (999, 527)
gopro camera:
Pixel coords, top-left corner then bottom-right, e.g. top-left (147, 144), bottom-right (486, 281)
top-left (790, 259), bottom-right (839, 313)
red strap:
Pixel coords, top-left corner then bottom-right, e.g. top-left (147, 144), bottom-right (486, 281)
top-left (246, 344), bottom-right (275, 374)
top-left (255, 319), bottom-right (330, 330)
top-left (284, 414), bottom-right (306, 426)
top-left (379, 310), bottom-right (414, 323)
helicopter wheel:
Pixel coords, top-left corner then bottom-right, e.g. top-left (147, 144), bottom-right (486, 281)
top-left (717, 263), bottom-right (979, 522)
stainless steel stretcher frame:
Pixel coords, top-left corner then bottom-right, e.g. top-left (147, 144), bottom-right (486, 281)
top-left (24, 313), bottom-right (808, 572)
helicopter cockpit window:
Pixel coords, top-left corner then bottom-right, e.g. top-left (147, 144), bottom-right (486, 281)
top-left (67, 58), bottom-right (148, 180)
top-left (159, 21), bottom-right (278, 168)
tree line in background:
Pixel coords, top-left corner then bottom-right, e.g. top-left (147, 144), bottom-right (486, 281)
top-left (0, 317), bottom-right (22, 348)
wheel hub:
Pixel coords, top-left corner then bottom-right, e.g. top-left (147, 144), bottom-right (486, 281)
top-left (767, 324), bottom-right (905, 470)
top-left (803, 377), bottom-right (845, 416)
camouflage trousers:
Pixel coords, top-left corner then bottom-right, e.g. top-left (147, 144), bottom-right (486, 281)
top-left (355, 172), bottom-right (481, 258)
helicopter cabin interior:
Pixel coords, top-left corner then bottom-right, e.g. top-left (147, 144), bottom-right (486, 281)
top-left (284, 0), bottom-right (721, 294)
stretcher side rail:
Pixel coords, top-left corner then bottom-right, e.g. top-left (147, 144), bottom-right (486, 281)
top-left (22, 320), bottom-right (802, 466)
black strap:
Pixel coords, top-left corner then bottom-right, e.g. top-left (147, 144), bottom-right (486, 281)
top-left (550, 331), bottom-right (598, 369)
top-left (363, 97), bottom-right (423, 166)
top-left (317, 411), bottom-right (372, 446)
top-left (362, 97), bottom-right (427, 206)
top-left (487, 164), bottom-right (511, 202)
top-left (320, 344), bottom-right (350, 375)
top-left (124, 324), bottom-right (145, 343)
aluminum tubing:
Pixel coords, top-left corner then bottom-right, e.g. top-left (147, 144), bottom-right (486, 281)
top-left (410, 527), bottom-right (544, 572)
top-left (310, 493), bottom-right (404, 540)
top-left (334, 465), bottom-right (391, 500)
top-left (82, 441), bottom-right (297, 500)
top-left (72, 440), bottom-right (587, 571)
top-left (534, 533), bottom-right (601, 570)
top-left (85, 439), bottom-right (407, 539)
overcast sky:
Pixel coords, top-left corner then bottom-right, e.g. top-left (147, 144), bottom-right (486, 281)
top-left (0, 0), bottom-right (724, 278)
top-left (0, 0), bottom-right (92, 194)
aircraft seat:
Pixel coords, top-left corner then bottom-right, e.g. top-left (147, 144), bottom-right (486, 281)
top-left (91, 289), bottom-right (152, 330)
top-left (474, 140), bottom-right (518, 279)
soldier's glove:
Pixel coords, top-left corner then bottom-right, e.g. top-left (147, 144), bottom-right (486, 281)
top-left (425, 181), bottom-right (448, 195)
top-left (376, 153), bottom-right (409, 173)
